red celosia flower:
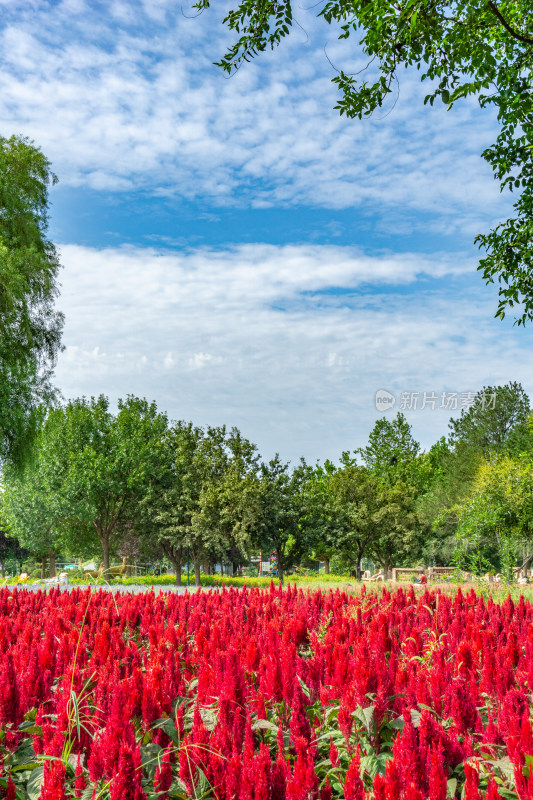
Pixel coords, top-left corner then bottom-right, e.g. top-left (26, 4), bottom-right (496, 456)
top-left (329, 737), bottom-right (339, 768)
top-left (109, 741), bottom-right (146, 800)
top-left (320, 777), bottom-right (332, 800)
top-left (486, 777), bottom-right (503, 800)
top-left (428, 744), bottom-right (447, 800)
top-left (41, 759), bottom-right (66, 800)
top-left (1, 583), bottom-right (533, 800)
top-left (344, 747), bottom-right (365, 800)
top-left (5, 774), bottom-right (16, 800)
top-left (154, 745), bottom-right (173, 797)
top-left (74, 754), bottom-right (86, 798)
top-left (463, 763), bottom-right (482, 800)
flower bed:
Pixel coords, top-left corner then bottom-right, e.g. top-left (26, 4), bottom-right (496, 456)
top-left (0, 585), bottom-right (530, 798)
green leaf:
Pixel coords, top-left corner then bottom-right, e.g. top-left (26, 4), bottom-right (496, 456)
top-left (388, 716), bottom-right (405, 730)
top-left (446, 778), bottom-right (457, 798)
top-left (410, 709), bottom-right (422, 728)
top-left (12, 738), bottom-right (35, 766)
top-left (26, 766), bottom-right (45, 800)
top-left (360, 752), bottom-right (392, 778)
top-left (141, 743), bottom-right (163, 781)
top-left (352, 704), bottom-right (374, 733)
top-left (196, 768), bottom-right (211, 798)
top-left (152, 717), bottom-right (180, 745)
top-left (492, 756), bottom-right (514, 780)
top-left (251, 719), bottom-right (279, 733)
top-left (80, 784), bottom-right (96, 800)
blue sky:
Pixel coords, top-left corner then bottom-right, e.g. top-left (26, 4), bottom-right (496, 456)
top-left (2, 0), bottom-right (532, 463)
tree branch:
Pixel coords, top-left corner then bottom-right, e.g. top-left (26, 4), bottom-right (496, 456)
top-left (487, 1), bottom-right (533, 45)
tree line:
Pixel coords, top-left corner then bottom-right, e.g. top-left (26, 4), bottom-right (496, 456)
top-left (2, 381), bottom-right (532, 583)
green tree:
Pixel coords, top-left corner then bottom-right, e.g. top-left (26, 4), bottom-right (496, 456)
top-left (414, 384), bottom-right (530, 565)
top-left (303, 460), bottom-right (339, 574)
top-left (197, 0), bottom-right (533, 323)
top-left (358, 412), bottom-right (421, 483)
top-left (0, 524), bottom-right (28, 577)
top-left (1, 456), bottom-right (59, 577)
top-left (355, 413), bottom-right (422, 574)
top-left (307, 458), bottom-right (420, 578)
top-left (364, 480), bottom-right (420, 577)
top-left (143, 422), bottom-right (259, 586)
top-left (448, 382), bottom-right (530, 454)
top-left (415, 437), bottom-right (476, 565)
top-left (0, 135), bottom-right (63, 464)
top-left (323, 465), bottom-right (381, 580)
top-left (34, 395), bottom-right (168, 571)
top-left (138, 421), bottom-right (200, 585)
top-left (188, 425), bottom-right (259, 584)
top-left (455, 454), bottom-right (533, 573)
top-left (254, 456), bottom-right (312, 584)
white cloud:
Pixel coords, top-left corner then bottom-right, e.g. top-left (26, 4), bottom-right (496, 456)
top-left (54, 242), bottom-right (533, 463)
top-left (0, 0), bottom-right (509, 229)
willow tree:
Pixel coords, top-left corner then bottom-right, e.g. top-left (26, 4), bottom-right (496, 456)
top-left (0, 136), bottom-right (63, 464)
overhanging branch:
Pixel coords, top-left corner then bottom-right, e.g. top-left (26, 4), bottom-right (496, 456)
top-left (487, 1), bottom-right (533, 46)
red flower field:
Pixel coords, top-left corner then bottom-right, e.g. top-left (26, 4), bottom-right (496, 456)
top-left (0, 584), bottom-right (531, 799)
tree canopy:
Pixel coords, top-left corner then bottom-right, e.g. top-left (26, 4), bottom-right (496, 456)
top-left (26, 395), bottom-right (169, 571)
top-left (455, 454), bottom-right (533, 573)
top-left (143, 421), bottom-right (260, 586)
top-left (448, 381), bottom-right (530, 453)
top-left (254, 456), bottom-right (312, 583)
top-left (357, 412), bottom-right (420, 482)
top-left (196, 0), bottom-right (533, 324)
top-left (0, 135), bottom-right (63, 465)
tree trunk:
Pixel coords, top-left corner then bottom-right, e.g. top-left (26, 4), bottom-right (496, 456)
top-left (171, 556), bottom-right (182, 587)
top-left (278, 562), bottom-right (284, 586)
top-left (355, 560), bottom-right (362, 581)
top-left (194, 561), bottom-right (201, 587)
top-left (324, 557), bottom-right (330, 575)
top-left (101, 536), bottom-right (110, 572)
top-left (48, 551), bottom-right (56, 579)
top-left (383, 553), bottom-right (392, 581)
top-left (41, 556), bottom-right (47, 580)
